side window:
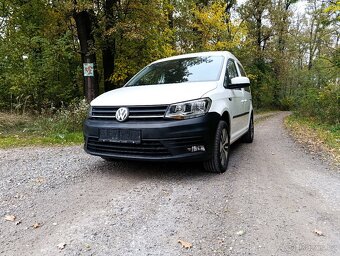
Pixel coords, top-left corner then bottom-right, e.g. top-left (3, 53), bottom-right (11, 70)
top-left (226, 59), bottom-right (238, 79)
top-left (237, 63), bottom-right (247, 77)
top-left (237, 62), bottom-right (251, 92)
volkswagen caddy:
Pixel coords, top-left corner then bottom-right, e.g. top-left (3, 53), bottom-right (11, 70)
top-left (84, 51), bottom-right (254, 173)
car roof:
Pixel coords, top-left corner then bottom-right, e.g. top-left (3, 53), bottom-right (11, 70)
top-left (151, 51), bottom-right (237, 64)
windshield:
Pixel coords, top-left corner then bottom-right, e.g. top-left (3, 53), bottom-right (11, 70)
top-left (126, 56), bottom-right (224, 86)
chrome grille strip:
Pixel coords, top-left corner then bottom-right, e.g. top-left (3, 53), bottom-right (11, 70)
top-left (91, 105), bottom-right (168, 119)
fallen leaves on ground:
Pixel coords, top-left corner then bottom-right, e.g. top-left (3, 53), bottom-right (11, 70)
top-left (32, 223), bottom-right (42, 229)
top-left (4, 215), bottom-right (16, 222)
top-left (35, 177), bottom-right (45, 184)
top-left (178, 239), bottom-right (192, 249)
top-left (314, 229), bottom-right (324, 236)
top-left (57, 243), bottom-right (66, 250)
top-left (284, 117), bottom-right (339, 165)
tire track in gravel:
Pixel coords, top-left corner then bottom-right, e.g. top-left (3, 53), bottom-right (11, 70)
top-left (0, 112), bottom-right (339, 256)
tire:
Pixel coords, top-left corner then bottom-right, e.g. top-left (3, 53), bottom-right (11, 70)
top-left (204, 120), bottom-right (230, 173)
top-left (243, 114), bottom-right (254, 143)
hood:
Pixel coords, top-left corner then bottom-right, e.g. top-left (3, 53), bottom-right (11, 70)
top-left (91, 82), bottom-right (217, 106)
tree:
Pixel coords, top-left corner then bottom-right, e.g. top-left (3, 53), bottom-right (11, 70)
top-left (269, 0), bottom-right (298, 108)
top-left (0, 0), bottom-right (80, 111)
top-left (239, 0), bottom-right (274, 108)
top-left (71, 1), bottom-right (99, 102)
top-left (192, 0), bottom-right (246, 52)
top-left (101, 0), bottom-right (116, 92)
top-left (0, 0), bottom-right (338, 124)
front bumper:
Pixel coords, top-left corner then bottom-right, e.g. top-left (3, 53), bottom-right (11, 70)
top-left (83, 112), bottom-right (220, 162)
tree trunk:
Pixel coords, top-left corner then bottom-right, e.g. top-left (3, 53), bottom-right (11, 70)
top-left (73, 10), bottom-right (99, 102)
top-left (224, 0), bottom-right (236, 36)
top-left (102, 0), bottom-right (117, 92)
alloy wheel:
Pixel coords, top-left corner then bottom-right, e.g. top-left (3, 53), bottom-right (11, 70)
top-left (220, 128), bottom-right (229, 168)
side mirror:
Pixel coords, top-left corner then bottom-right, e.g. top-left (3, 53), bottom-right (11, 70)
top-left (228, 77), bottom-right (250, 89)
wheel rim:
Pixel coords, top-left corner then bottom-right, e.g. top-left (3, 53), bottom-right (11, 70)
top-left (219, 128), bottom-right (229, 168)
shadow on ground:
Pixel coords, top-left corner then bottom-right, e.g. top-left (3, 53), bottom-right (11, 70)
top-left (84, 139), bottom-right (245, 182)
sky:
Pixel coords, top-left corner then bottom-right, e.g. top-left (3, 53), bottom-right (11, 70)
top-left (236, 0), bottom-right (308, 15)
top-left (232, 0), bottom-right (308, 21)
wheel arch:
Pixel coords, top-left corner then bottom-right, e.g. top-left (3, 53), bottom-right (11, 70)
top-left (221, 111), bottom-right (231, 132)
top-left (248, 109), bottom-right (254, 123)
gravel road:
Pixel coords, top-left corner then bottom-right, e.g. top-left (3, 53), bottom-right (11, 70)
top-left (1, 112), bottom-right (339, 256)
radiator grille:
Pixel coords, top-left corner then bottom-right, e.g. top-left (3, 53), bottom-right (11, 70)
top-left (87, 137), bottom-right (171, 157)
top-left (91, 105), bottom-right (168, 120)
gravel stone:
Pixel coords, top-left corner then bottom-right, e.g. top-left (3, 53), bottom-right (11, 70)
top-left (0, 112), bottom-right (339, 256)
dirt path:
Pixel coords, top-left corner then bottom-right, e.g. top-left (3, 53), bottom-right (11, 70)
top-left (1, 112), bottom-right (339, 256)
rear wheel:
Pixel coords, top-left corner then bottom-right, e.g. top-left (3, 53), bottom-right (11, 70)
top-left (204, 120), bottom-right (230, 173)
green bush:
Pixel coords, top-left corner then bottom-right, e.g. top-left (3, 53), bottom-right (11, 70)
top-left (279, 96), bottom-right (295, 111)
top-left (297, 84), bottom-right (339, 125)
top-left (32, 99), bottom-right (89, 135)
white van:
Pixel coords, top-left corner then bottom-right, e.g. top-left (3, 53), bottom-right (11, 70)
top-left (84, 51), bottom-right (253, 173)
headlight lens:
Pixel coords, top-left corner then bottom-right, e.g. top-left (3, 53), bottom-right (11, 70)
top-left (165, 98), bottom-right (211, 120)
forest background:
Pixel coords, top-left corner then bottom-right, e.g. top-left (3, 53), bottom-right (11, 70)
top-left (0, 0), bottom-right (339, 148)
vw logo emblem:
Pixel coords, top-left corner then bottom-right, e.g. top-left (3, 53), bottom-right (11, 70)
top-left (115, 107), bottom-right (129, 122)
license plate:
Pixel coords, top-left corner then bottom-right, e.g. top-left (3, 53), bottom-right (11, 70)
top-left (99, 129), bottom-right (141, 144)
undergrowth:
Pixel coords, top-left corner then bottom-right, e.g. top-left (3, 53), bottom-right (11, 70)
top-left (0, 99), bottom-right (88, 148)
top-left (285, 114), bottom-right (340, 166)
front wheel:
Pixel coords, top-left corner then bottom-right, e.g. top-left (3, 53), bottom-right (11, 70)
top-left (243, 114), bottom-right (254, 143)
top-left (204, 120), bottom-right (230, 173)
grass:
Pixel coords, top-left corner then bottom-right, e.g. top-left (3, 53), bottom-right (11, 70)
top-left (285, 114), bottom-right (340, 165)
top-left (0, 107), bottom-right (278, 148)
top-left (0, 101), bottom-right (87, 148)
top-left (254, 108), bottom-right (279, 114)
top-left (0, 112), bottom-right (84, 148)
top-left (0, 132), bottom-right (83, 148)
top-left (3, 107), bottom-right (337, 157)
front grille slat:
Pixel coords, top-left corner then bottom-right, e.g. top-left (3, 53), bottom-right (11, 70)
top-left (91, 105), bottom-right (168, 120)
top-left (87, 141), bottom-right (169, 153)
top-left (86, 135), bottom-right (208, 158)
top-left (92, 109), bottom-right (116, 113)
top-left (89, 145), bottom-right (168, 156)
top-left (129, 108), bottom-right (166, 113)
top-left (87, 138), bottom-right (171, 157)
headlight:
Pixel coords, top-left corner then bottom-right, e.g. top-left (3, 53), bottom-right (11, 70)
top-left (165, 98), bottom-right (211, 120)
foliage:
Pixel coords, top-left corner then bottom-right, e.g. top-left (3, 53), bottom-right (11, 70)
top-left (108, 0), bottom-right (175, 85)
top-left (0, 0), bottom-right (81, 111)
top-left (298, 84), bottom-right (340, 125)
top-left (32, 99), bottom-right (89, 134)
top-left (0, 0), bottom-right (338, 126)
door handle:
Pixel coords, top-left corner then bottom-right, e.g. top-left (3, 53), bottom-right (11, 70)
top-left (241, 99), bottom-right (247, 103)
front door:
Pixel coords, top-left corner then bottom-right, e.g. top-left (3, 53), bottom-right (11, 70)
top-left (225, 59), bottom-right (246, 139)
